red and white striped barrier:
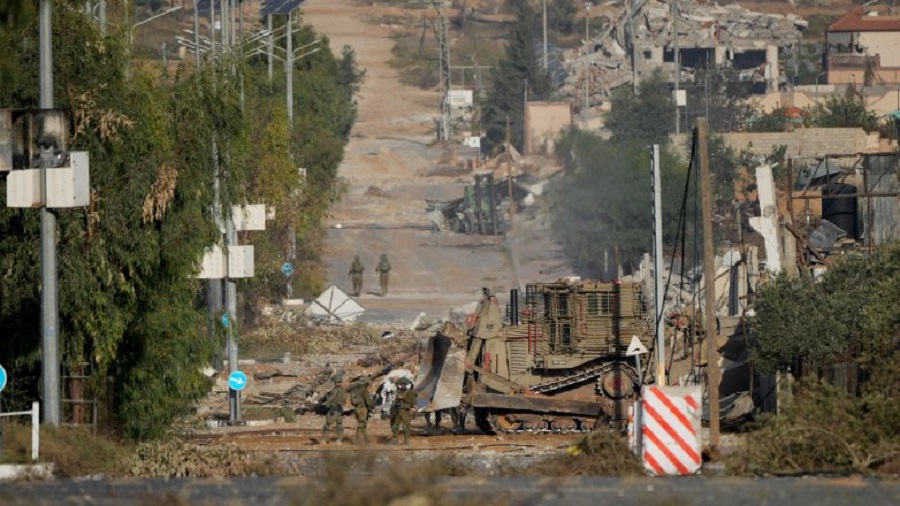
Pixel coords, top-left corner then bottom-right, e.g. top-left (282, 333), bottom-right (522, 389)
top-left (635, 385), bottom-right (702, 476)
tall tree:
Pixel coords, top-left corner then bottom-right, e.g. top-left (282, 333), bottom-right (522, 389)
top-left (549, 128), bottom-right (688, 275)
top-left (605, 70), bottom-right (675, 146)
top-left (481, 0), bottom-right (552, 151)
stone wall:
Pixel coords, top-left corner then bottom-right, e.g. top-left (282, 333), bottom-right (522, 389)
top-left (670, 127), bottom-right (874, 161)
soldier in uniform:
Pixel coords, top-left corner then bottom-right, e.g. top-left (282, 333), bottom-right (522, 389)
top-left (349, 255), bottom-right (364, 296)
top-left (321, 372), bottom-right (346, 444)
top-left (390, 377), bottom-right (415, 445)
top-left (348, 375), bottom-right (375, 444)
top-left (375, 253), bottom-right (391, 296)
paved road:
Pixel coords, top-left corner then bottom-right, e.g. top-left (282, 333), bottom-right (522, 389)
top-left (0, 476), bottom-right (897, 505)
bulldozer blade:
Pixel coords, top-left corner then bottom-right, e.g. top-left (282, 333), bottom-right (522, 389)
top-left (414, 330), bottom-right (465, 412)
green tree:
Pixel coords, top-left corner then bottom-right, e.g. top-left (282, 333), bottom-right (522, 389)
top-left (750, 243), bottom-right (900, 375)
top-left (549, 128), bottom-right (688, 275)
top-left (806, 84), bottom-right (880, 131)
top-left (548, 0), bottom-right (577, 35)
top-left (605, 70), bottom-right (674, 146)
top-left (0, 6), bottom-right (359, 439)
top-left (481, 0), bottom-right (552, 151)
top-left (685, 65), bottom-right (756, 133)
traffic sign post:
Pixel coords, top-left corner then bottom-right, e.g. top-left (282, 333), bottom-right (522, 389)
top-left (228, 371), bottom-right (248, 391)
top-left (281, 262), bottom-right (294, 298)
top-left (626, 335), bottom-right (650, 459)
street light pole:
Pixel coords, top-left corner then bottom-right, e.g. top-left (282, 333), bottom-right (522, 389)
top-left (39, 0), bottom-right (60, 427)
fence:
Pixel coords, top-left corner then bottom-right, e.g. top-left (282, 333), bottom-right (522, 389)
top-left (0, 401), bottom-right (40, 461)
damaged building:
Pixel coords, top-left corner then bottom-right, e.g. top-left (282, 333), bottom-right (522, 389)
top-left (561, 0), bottom-right (807, 111)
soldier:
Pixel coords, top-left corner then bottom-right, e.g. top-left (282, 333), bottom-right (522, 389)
top-left (321, 372), bottom-right (346, 444)
top-left (425, 407), bottom-right (464, 433)
top-left (348, 375), bottom-right (375, 444)
top-left (349, 255), bottom-right (365, 296)
top-left (390, 377), bottom-right (415, 445)
top-left (375, 253), bottom-right (391, 296)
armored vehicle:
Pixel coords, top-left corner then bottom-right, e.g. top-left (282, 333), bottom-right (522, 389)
top-left (414, 279), bottom-right (654, 434)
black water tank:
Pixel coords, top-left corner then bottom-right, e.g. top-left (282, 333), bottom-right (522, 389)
top-left (822, 183), bottom-right (858, 239)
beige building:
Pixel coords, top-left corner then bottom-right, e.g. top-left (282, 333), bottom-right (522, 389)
top-left (826, 7), bottom-right (900, 85)
top-left (523, 101), bottom-right (572, 154)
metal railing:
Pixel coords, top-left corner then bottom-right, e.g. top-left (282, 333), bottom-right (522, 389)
top-left (0, 402), bottom-right (40, 461)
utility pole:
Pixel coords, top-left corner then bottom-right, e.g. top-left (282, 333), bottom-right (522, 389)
top-left (435, 1), bottom-right (451, 141)
top-left (267, 14), bottom-right (273, 83)
top-left (98, 0), bottom-right (107, 36)
top-left (542, 0), bottom-right (548, 70)
top-left (697, 117), bottom-right (720, 451)
top-left (39, 0), bottom-right (61, 427)
top-left (193, 0), bottom-right (200, 66)
top-left (286, 10), bottom-right (293, 125)
top-left (651, 145), bottom-right (665, 385)
top-left (628, 0), bottom-right (637, 93)
top-left (506, 116), bottom-right (514, 227)
top-left (583, 2), bottom-right (591, 123)
top-left (673, 0), bottom-right (680, 134)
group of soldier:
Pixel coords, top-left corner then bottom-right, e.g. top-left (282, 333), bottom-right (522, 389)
top-left (349, 253), bottom-right (391, 297)
top-left (320, 371), bottom-right (416, 445)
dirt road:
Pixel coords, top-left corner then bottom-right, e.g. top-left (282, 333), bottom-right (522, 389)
top-left (303, 0), bottom-right (518, 325)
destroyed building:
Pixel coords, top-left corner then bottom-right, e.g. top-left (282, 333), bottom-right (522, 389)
top-left (560, 0), bottom-right (807, 110)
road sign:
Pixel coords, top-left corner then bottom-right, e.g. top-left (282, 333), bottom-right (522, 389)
top-left (221, 312), bottom-right (230, 328)
top-left (626, 335), bottom-right (649, 356)
top-left (228, 371), bottom-right (248, 391)
top-left (281, 262), bottom-right (294, 277)
top-left (0, 364), bottom-right (6, 393)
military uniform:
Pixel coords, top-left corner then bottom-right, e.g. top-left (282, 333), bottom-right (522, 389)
top-left (321, 374), bottom-right (346, 444)
top-left (348, 376), bottom-right (375, 444)
top-left (375, 254), bottom-right (391, 296)
top-left (390, 379), bottom-right (416, 445)
top-left (349, 256), bottom-right (364, 296)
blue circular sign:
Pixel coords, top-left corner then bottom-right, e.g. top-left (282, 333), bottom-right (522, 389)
top-left (221, 312), bottom-right (230, 328)
top-left (281, 262), bottom-right (294, 277)
top-left (228, 371), bottom-right (248, 391)
top-left (0, 365), bottom-right (6, 393)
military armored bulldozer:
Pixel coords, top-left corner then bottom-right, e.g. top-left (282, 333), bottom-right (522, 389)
top-left (413, 279), bottom-right (654, 434)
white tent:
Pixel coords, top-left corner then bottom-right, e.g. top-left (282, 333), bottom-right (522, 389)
top-left (305, 285), bottom-right (365, 323)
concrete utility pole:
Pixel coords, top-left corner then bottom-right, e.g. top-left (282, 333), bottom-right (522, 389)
top-left (39, 0), bottom-right (61, 427)
top-left (542, 0), bottom-right (548, 70)
top-left (697, 117), bottom-right (721, 451)
top-left (583, 2), bottom-right (591, 122)
top-left (286, 10), bottom-right (293, 125)
top-left (267, 14), bottom-right (273, 83)
top-left (435, 1), bottom-right (451, 141)
top-left (651, 145), bottom-right (666, 385)
top-left (98, 0), bottom-right (107, 36)
top-left (673, 0), bottom-right (680, 134)
top-left (193, 1), bottom-right (200, 66)
top-left (506, 116), bottom-right (514, 226)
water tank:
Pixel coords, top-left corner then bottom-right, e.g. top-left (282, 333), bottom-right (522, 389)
top-left (821, 183), bottom-right (858, 240)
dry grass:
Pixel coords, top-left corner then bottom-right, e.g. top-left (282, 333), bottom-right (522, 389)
top-left (128, 440), bottom-right (282, 478)
top-left (289, 453), bottom-right (501, 506)
top-left (1, 422), bottom-right (131, 478)
top-left (727, 379), bottom-right (900, 476)
top-left (521, 430), bottom-right (645, 477)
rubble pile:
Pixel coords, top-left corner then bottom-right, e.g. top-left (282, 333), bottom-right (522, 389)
top-left (560, 0), bottom-right (807, 104)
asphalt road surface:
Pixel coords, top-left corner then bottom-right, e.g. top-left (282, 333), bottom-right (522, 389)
top-left (0, 476), bottom-right (897, 505)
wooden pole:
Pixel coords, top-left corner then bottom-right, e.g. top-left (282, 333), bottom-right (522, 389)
top-left (697, 117), bottom-right (721, 451)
